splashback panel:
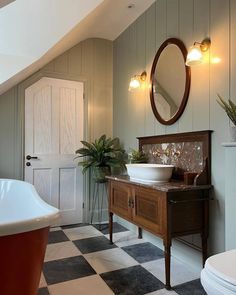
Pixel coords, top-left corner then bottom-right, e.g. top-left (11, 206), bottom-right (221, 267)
top-left (138, 131), bottom-right (212, 183)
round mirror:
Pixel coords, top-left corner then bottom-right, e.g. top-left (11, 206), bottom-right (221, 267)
top-left (150, 38), bottom-right (191, 125)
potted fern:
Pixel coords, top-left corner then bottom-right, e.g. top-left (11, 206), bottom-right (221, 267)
top-left (217, 94), bottom-right (236, 141)
top-left (75, 134), bottom-right (126, 182)
top-left (128, 149), bottom-right (148, 163)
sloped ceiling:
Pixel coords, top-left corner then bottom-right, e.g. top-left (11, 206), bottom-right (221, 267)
top-left (0, 0), bottom-right (155, 95)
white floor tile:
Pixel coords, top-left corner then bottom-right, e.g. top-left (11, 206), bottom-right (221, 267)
top-left (50, 226), bottom-right (61, 232)
top-left (142, 257), bottom-right (199, 286)
top-left (84, 247), bottom-right (139, 274)
top-left (145, 289), bottom-right (178, 295)
top-left (105, 231), bottom-right (146, 247)
top-left (64, 225), bottom-right (103, 241)
top-left (39, 273), bottom-right (47, 288)
top-left (48, 275), bottom-right (114, 295)
top-left (44, 241), bottom-right (81, 262)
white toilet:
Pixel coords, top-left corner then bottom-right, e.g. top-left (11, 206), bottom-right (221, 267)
top-left (201, 249), bottom-right (236, 294)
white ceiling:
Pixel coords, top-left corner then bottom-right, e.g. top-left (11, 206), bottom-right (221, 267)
top-left (0, 0), bottom-right (155, 95)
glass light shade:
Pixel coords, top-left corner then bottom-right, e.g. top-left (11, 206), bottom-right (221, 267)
top-left (186, 46), bottom-right (203, 66)
top-left (129, 76), bottom-right (141, 91)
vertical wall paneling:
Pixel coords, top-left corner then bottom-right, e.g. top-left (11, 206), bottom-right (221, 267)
top-left (145, 3), bottom-right (156, 136)
top-left (54, 52), bottom-right (69, 74)
top-left (93, 38), bottom-right (113, 139)
top-left (230, 0), bottom-right (236, 104)
top-left (191, 0), bottom-right (210, 131)
top-left (209, 0), bottom-right (230, 253)
top-left (127, 23), bottom-right (138, 148)
top-left (113, 0), bottom-right (233, 258)
top-left (113, 35), bottom-right (126, 144)
top-left (135, 14), bottom-right (146, 141)
top-left (178, 0), bottom-right (194, 131)
top-left (0, 87), bottom-right (18, 178)
top-left (68, 43), bottom-right (82, 75)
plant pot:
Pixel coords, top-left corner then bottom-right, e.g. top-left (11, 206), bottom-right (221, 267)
top-left (229, 126), bottom-right (236, 142)
top-left (92, 166), bottom-right (111, 183)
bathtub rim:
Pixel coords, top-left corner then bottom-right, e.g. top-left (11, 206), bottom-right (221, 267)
top-left (0, 178), bottom-right (60, 237)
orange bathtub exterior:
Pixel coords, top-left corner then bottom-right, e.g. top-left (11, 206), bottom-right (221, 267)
top-left (0, 227), bottom-right (49, 295)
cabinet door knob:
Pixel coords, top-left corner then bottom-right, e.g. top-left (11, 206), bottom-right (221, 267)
top-left (128, 198), bottom-right (132, 207)
top-left (128, 198), bottom-right (134, 208)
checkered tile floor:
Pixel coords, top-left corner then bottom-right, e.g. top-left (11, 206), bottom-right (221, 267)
top-left (38, 223), bottom-right (206, 295)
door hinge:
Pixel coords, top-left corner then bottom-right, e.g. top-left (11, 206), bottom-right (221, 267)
top-left (82, 202), bottom-right (85, 209)
top-left (83, 93), bottom-right (85, 100)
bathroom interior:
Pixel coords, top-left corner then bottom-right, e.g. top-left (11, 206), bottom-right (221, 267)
top-left (0, 0), bottom-right (236, 294)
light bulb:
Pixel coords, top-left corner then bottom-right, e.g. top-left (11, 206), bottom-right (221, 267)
top-left (129, 77), bottom-right (140, 91)
top-left (186, 46), bottom-right (203, 66)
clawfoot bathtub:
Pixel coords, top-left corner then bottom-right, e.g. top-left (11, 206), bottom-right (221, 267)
top-left (0, 179), bottom-right (59, 295)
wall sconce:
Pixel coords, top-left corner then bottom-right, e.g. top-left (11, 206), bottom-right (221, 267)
top-left (129, 71), bottom-right (147, 91)
top-left (186, 38), bottom-right (211, 66)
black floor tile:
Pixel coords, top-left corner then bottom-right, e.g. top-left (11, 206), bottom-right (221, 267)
top-left (173, 279), bottom-right (207, 295)
top-left (38, 287), bottom-right (49, 295)
top-left (61, 223), bottom-right (90, 229)
top-left (73, 236), bottom-right (117, 254)
top-left (43, 255), bottom-right (96, 285)
top-left (93, 222), bottom-right (128, 234)
top-left (48, 230), bottom-right (69, 244)
top-left (122, 242), bottom-right (164, 263)
top-left (101, 265), bottom-right (164, 295)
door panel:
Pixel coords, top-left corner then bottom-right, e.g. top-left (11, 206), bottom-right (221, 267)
top-left (59, 87), bottom-right (77, 154)
top-left (33, 85), bottom-right (53, 154)
top-left (25, 77), bottom-right (84, 225)
top-left (59, 168), bottom-right (76, 210)
top-left (33, 168), bottom-right (52, 205)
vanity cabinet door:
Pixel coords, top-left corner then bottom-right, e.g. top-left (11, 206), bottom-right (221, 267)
top-left (109, 181), bottom-right (132, 220)
top-left (132, 187), bottom-right (164, 236)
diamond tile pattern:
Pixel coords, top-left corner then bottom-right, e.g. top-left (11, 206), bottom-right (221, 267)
top-left (122, 242), bottom-right (165, 263)
top-left (38, 223), bottom-right (206, 295)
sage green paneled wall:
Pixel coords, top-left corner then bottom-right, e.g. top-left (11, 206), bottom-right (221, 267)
top-left (0, 87), bottom-right (19, 179)
top-left (0, 38), bottom-right (113, 179)
top-left (113, 0), bottom-right (236, 256)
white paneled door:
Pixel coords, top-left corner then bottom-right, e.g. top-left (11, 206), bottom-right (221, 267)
top-left (25, 77), bottom-right (84, 225)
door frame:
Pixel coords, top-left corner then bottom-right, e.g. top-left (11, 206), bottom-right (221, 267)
top-left (18, 71), bottom-right (90, 223)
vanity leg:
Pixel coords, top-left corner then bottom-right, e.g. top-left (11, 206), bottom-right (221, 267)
top-left (164, 241), bottom-right (171, 290)
top-left (202, 198), bottom-right (209, 266)
top-left (109, 212), bottom-right (113, 244)
top-left (138, 227), bottom-right (142, 239)
top-left (201, 234), bottom-right (208, 266)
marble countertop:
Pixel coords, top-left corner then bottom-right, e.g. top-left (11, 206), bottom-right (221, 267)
top-left (106, 175), bottom-right (212, 192)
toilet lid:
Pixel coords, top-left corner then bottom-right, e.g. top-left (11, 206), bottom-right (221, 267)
top-left (205, 249), bottom-right (236, 286)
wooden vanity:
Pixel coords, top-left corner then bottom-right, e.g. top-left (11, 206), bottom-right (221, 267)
top-left (107, 131), bottom-right (212, 290)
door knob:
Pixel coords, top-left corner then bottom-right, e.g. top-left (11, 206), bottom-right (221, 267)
top-left (26, 162), bottom-right (31, 166)
top-left (26, 155), bottom-right (38, 160)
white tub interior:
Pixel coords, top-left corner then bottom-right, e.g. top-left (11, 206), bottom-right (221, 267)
top-left (0, 179), bottom-right (59, 236)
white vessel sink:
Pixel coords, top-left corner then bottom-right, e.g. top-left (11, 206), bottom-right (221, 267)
top-left (126, 163), bottom-right (174, 183)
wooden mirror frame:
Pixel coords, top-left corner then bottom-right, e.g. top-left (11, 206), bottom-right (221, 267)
top-left (150, 38), bottom-right (191, 125)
